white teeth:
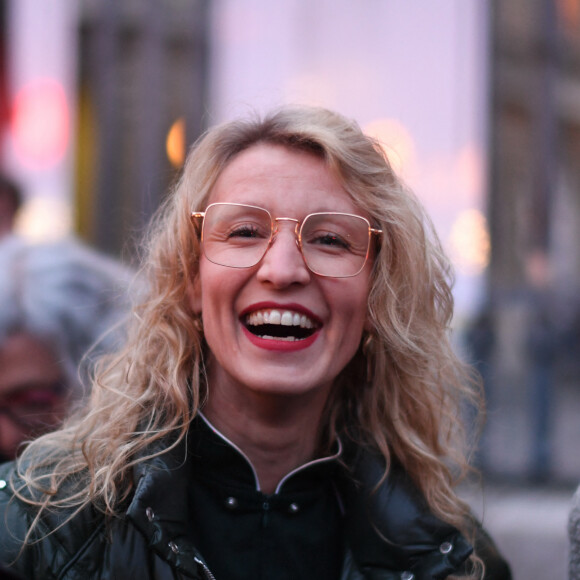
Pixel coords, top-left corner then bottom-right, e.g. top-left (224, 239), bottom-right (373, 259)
top-left (281, 311), bottom-right (293, 326)
top-left (245, 308), bottom-right (316, 329)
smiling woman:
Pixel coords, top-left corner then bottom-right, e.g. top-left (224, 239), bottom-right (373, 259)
top-left (0, 106), bottom-right (511, 580)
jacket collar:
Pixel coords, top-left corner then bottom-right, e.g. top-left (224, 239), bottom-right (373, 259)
top-left (125, 415), bottom-right (341, 579)
top-left (125, 419), bottom-right (472, 580)
top-left (192, 412), bottom-right (342, 493)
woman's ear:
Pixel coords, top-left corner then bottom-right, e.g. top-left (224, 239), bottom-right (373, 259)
top-left (186, 276), bottom-right (202, 315)
top-left (364, 311), bottom-right (374, 333)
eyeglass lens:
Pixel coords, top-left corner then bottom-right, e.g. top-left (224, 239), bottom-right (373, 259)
top-left (201, 203), bottom-right (371, 277)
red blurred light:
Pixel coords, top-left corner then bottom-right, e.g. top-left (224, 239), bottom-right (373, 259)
top-left (12, 79), bottom-right (69, 169)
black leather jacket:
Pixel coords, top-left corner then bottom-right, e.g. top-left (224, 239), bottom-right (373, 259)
top-left (0, 428), bottom-right (510, 580)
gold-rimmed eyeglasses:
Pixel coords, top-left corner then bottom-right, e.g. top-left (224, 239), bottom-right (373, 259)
top-left (191, 202), bottom-right (382, 278)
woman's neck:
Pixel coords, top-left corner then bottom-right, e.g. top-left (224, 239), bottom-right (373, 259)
top-left (202, 389), bottom-right (328, 494)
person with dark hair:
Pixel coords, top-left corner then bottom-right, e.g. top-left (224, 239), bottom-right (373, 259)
top-left (0, 106), bottom-right (510, 579)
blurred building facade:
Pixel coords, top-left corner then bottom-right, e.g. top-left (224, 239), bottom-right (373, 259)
top-left (76, 0), bottom-right (210, 257)
top-left (0, 0), bottom-right (210, 255)
top-left (484, 0), bottom-right (580, 482)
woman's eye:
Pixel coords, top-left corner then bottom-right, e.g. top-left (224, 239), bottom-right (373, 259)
top-left (311, 233), bottom-right (350, 249)
top-left (229, 226), bottom-right (256, 238)
top-left (227, 223), bottom-right (269, 239)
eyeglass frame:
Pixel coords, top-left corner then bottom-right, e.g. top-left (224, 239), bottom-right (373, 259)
top-left (190, 202), bottom-right (383, 278)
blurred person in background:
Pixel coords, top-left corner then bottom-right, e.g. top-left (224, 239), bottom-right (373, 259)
top-left (464, 306), bottom-right (495, 471)
top-left (565, 302), bottom-right (580, 579)
top-left (0, 175), bottom-right (22, 239)
top-left (0, 236), bottom-right (133, 462)
top-left (0, 106), bottom-right (510, 579)
top-left (570, 487), bottom-right (580, 579)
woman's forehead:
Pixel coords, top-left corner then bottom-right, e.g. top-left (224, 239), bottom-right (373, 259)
top-left (206, 143), bottom-right (368, 217)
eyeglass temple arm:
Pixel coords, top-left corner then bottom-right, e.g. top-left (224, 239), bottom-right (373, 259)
top-left (190, 212), bottom-right (205, 239)
top-left (191, 212), bottom-right (205, 229)
top-left (370, 227), bottom-right (382, 236)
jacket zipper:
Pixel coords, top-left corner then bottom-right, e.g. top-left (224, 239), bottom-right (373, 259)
top-left (194, 556), bottom-right (217, 580)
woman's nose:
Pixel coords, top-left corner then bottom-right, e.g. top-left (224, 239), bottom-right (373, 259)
top-left (256, 227), bottom-right (311, 287)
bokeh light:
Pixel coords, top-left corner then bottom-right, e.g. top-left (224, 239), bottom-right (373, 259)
top-left (14, 196), bottom-right (71, 241)
top-left (11, 78), bottom-right (70, 169)
top-left (166, 117), bottom-right (186, 168)
top-left (448, 208), bottom-right (490, 274)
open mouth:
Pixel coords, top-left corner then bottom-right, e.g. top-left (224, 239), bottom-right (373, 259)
top-left (243, 309), bottom-right (319, 342)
